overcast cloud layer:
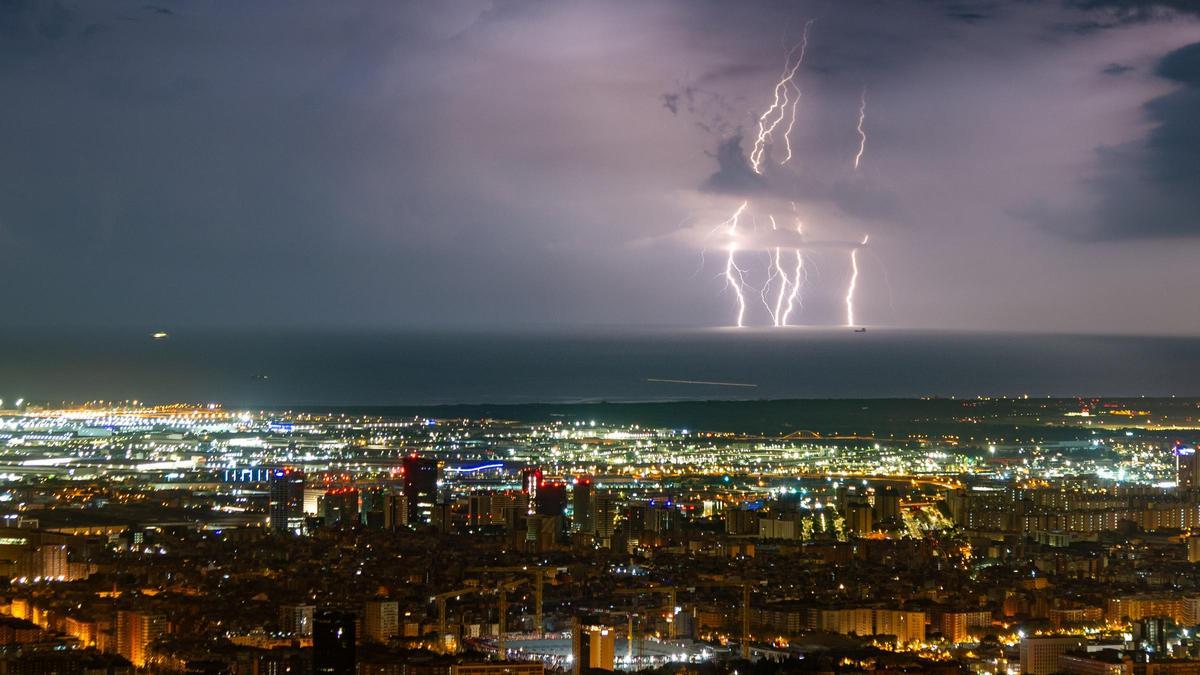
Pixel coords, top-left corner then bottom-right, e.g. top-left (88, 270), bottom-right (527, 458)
top-left (1, 0), bottom-right (1198, 332)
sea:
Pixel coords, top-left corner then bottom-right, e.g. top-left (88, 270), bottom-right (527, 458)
top-left (2, 327), bottom-right (1199, 408)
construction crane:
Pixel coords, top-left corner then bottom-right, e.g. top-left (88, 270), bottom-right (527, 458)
top-left (692, 580), bottom-right (753, 659)
top-left (495, 578), bottom-right (527, 658)
top-left (430, 587), bottom-right (482, 654)
top-left (466, 566), bottom-right (554, 638)
top-left (614, 586), bottom-right (679, 640)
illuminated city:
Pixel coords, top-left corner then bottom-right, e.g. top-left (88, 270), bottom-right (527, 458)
top-left (0, 399), bottom-right (1196, 673)
top-left (3, 1), bottom-right (1200, 675)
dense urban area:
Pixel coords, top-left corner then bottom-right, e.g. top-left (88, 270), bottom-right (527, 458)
top-left (0, 398), bottom-right (1199, 675)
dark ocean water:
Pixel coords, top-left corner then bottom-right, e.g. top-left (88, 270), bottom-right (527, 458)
top-left (1, 328), bottom-right (1199, 406)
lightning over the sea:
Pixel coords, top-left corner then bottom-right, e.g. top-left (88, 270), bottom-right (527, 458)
top-left (701, 24), bottom-right (879, 329)
top-left (721, 202), bottom-right (750, 328)
top-left (845, 234), bottom-right (868, 327)
top-left (781, 249), bottom-right (805, 326)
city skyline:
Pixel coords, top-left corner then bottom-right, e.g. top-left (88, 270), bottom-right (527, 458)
top-left (8, 4), bottom-right (1200, 675)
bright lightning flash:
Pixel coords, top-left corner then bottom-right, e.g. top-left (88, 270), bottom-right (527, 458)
top-left (706, 23), bottom-right (878, 329)
top-left (845, 234), bottom-right (869, 327)
top-left (721, 202), bottom-right (750, 327)
top-left (854, 87), bottom-right (868, 171)
top-left (749, 20), bottom-right (814, 174)
top-left (780, 250), bottom-right (804, 326)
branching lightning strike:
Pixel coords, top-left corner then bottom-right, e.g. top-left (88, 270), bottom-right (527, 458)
top-left (706, 23), bottom-right (878, 329)
top-left (721, 202), bottom-right (750, 328)
top-left (749, 20), bottom-right (813, 174)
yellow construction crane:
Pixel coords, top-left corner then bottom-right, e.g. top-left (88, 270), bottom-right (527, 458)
top-left (614, 586), bottom-right (679, 640)
top-left (494, 579), bottom-right (526, 658)
top-left (430, 587), bottom-right (482, 654)
top-left (466, 565), bottom-right (555, 638)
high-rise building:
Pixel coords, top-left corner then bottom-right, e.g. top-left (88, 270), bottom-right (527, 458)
top-left (537, 482), bottom-right (568, 518)
top-left (402, 455), bottom-right (440, 525)
top-left (1176, 444), bottom-right (1199, 489)
top-left (1020, 636), bottom-right (1086, 675)
top-left (874, 486), bottom-right (902, 524)
top-left (314, 611), bottom-right (356, 675)
top-left (725, 509), bottom-right (759, 535)
top-left (469, 493), bottom-right (494, 528)
top-left (269, 469), bottom-right (306, 534)
top-left (572, 478), bottom-right (594, 533)
top-left (323, 488), bottom-right (360, 528)
top-left (572, 619), bottom-right (615, 675)
top-left (360, 487), bottom-right (387, 528)
top-left (363, 600), bottom-right (399, 644)
top-left (526, 514), bottom-right (561, 552)
top-left (521, 467), bottom-right (544, 516)
top-left (116, 610), bottom-right (166, 668)
top-left (645, 502), bottom-right (680, 534)
top-left (594, 493), bottom-right (619, 541)
top-left (280, 604), bottom-right (315, 637)
top-left (873, 609), bottom-right (926, 644)
top-left (384, 492), bottom-right (408, 530)
top-left (1133, 617), bottom-right (1171, 654)
top-left (845, 502), bottom-right (874, 535)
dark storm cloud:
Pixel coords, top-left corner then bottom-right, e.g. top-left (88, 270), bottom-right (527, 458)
top-left (700, 135), bottom-right (763, 195)
top-left (939, 1), bottom-right (1003, 24)
top-left (1035, 40), bottom-right (1200, 240)
top-left (1102, 62), bottom-right (1135, 74)
top-left (1057, 0), bottom-right (1200, 33)
top-left (1, 0), bottom-right (1199, 331)
top-left (661, 92), bottom-right (680, 115)
top-left (1070, 0), bottom-right (1200, 20)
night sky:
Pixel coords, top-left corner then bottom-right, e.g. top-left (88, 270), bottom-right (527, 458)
top-left (2, 1), bottom-right (1199, 332)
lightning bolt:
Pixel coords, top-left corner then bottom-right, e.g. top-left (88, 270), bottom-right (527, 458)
top-left (854, 86), bottom-right (868, 171)
top-left (771, 247), bottom-right (789, 326)
top-left (701, 24), bottom-right (885, 329)
top-left (749, 20), bottom-right (814, 174)
top-left (780, 81), bottom-right (802, 166)
top-left (758, 215), bottom-right (790, 327)
top-left (720, 202), bottom-right (750, 327)
top-left (780, 250), bottom-right (805, 326)
top-left (725, 251), bottom-right (749, 328)
top-left (845, 234), bottom-right (868, 327)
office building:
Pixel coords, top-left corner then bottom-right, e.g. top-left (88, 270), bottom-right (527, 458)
top-left (323, 488), bottom-right (360, 528)
top-left (403, 455), bottom-right (440, 525)
top-left (363, 600), bottom-right (399, 644)
top-left (279, 604), bottom-right (315, 637)
top-left (384, 492), bottom-right (408, 530)
top-left (270, 469), bottom-right (306, 534)
top-left (874, 486), bottom-right (902, 524)
top-left (537, 481), bottom-right (567, 518)
top-left (594, 493), bottom-right (619, 541)
top-left (116, 610), bottom-right (166, 669)
top-left (521, 467), bottom-right (543, 516)
top-left (1020, 636), bottom-right (1086, 675)
top-left (845, 502), bottom-right (874, 535)
top-left (1178, 444), bottom-right (1200, 489)
top-left (360, 487), bottom-right (387, 528)
top-left (572, 619), bottom-right (615, 675)
top-left (572, 478), bottom-right (594, 533)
